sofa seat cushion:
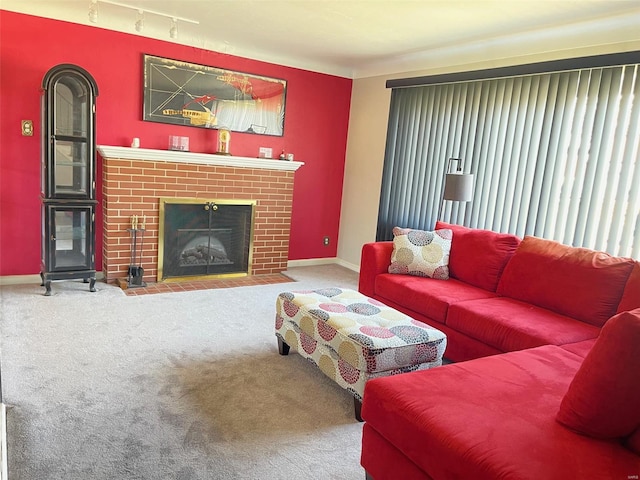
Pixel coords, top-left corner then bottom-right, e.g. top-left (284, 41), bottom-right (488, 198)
top-left (374, 273), bottom-right (498, 324)
top-left (559, 339), bottom-right (596, 359)
top-left (497, 236), bottom-right (635, 327)
top-left (446, 297), bottom-right (601, 352)
top-left (362, 346), bottom-right (640, 480)
top-left (435, 221), bottom-right (520, 292)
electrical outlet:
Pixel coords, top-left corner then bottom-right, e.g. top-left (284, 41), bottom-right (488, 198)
top-left (21, 120), bottom-right (33, 136)
top-left (323, 236), bottom-right (330, 246)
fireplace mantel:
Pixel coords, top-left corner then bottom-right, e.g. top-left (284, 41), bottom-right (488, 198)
top-left (97, 145), bottom-right (304, 171)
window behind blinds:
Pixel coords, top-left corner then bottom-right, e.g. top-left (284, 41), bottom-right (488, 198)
top-left (378, 62), bottom-right (640, 259)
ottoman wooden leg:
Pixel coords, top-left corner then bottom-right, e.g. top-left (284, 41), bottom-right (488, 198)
top-left (354, 397), bottom-right (363, 422)
top-left (277, 336), bottom-right (290, 355)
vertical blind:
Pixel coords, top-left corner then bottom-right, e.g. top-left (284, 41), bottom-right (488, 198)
top-left (377, 64), bottom-right (640, 259)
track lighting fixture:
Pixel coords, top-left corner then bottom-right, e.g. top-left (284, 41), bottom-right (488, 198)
top-left (169, 18), bottom-right (178, 39)
top-left (88, 0), bottom-right (199, 38)
top-left (134, 9), bottom-right (144, 32)
top-left (88, 0), bottom-right (98, 23)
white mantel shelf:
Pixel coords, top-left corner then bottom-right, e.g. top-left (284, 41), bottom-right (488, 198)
top-left (97, 145), bottom-right (304, 172)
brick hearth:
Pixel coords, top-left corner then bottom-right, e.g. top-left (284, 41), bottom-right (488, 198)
top-left (98, 146), bottom-right (303, 284)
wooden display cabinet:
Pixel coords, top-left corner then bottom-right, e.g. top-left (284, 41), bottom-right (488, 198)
top-left (40, 64), bottom-right (98, 296)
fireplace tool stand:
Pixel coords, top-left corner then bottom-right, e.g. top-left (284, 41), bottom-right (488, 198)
top-left (126, 215), bottom-right (147, 288)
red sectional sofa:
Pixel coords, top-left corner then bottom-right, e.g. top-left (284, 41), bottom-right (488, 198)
top-left (358, 222), bottom-right (640, 479)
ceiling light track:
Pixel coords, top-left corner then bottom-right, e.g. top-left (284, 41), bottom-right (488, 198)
top-left (89, 0), bottom-right (199, 38)
top-left (98, 0), bottom-right (199, 24)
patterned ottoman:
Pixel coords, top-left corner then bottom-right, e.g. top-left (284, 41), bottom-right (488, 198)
top-left (275, 287), bottom-right (447, 421)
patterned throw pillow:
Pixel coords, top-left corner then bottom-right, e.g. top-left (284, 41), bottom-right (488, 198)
top-left (388, 227), bottom-right (452, 279)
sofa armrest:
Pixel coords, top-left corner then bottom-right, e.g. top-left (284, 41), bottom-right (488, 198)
top-left (358, 241), bottom-right (393, 297)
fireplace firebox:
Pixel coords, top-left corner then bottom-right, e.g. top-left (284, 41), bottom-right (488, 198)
top-left (158, 198), bottom-right (256, 281)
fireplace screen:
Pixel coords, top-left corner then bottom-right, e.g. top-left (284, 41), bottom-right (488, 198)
top-left (158, 198), bottom-right (255, 280)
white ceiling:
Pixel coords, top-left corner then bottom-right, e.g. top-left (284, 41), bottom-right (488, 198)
top-left (2, 0), bottom-right (640, 78)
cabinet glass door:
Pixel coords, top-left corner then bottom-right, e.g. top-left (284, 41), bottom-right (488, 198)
top-left (47, 206), bottom-right (93, 271)
top-left (53, 76), bottom-right (89, 196)
top-left (54, 139), bottom-right (88, 196)
top-left (47, 72), bottom-right (95, 198)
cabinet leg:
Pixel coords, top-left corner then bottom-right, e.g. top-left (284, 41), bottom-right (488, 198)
top-left (39, 272), bottom-right (45, 287)
top-left (89, 277), bottom-right (96, 292)
top-left (43, 280), bottom-right (52, 296)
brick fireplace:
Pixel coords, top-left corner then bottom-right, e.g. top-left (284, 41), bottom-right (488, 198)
top-left (97, 146), bottom-right (303, 284)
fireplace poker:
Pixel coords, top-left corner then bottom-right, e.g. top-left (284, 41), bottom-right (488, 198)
top-left (137, 216), bottom-right (146, 283)
top-left (137, 228), bottom-right (145, 276)
top-left (128, 217), bottom-right (137, 285)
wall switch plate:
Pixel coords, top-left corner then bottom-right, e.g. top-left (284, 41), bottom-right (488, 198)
top-left (21, 120), bottom-right (33, 136)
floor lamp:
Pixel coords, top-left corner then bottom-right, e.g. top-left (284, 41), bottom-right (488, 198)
top-left (439, 158), bottom-right (474, 221)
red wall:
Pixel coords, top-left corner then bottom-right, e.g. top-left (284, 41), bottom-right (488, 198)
top-left (0, 10), bottom-right (351, 276)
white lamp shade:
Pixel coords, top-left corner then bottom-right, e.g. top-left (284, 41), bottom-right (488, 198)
top-left (443, 173), bottom-right (474, 202)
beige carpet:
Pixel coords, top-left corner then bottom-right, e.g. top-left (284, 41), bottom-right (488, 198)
top-left (0, 265), bottom-right (364, 479)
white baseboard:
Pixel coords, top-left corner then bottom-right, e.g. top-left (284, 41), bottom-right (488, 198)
top-left (0, 274), bottom-right (42, 286)
top-left (334, 258), bottom-right (360, 272)
top-left (287, 258), bottom-right (336, 268)
top-left (1, 403), bottom-right (7, 480)
top-left (0, 263), bottom-right (360, 286)
top-left (287, 257), bottom-right (360, 273)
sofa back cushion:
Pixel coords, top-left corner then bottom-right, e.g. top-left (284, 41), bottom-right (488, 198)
top-left (617, 261), bottom-right (640, 313)
top-left (435, 221), bottom-right (520, 292)
top-left (497, 236), bottom-right (635, 327)
top-left (556, 308), bottom-right (640, 439)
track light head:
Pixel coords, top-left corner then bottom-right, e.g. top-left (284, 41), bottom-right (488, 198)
top-left (135, 9), bottom-right (144, 32)
top-left (88, 0), bottom-right (98, 23)
top-left (169, 18), bottom-right (178, 39)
